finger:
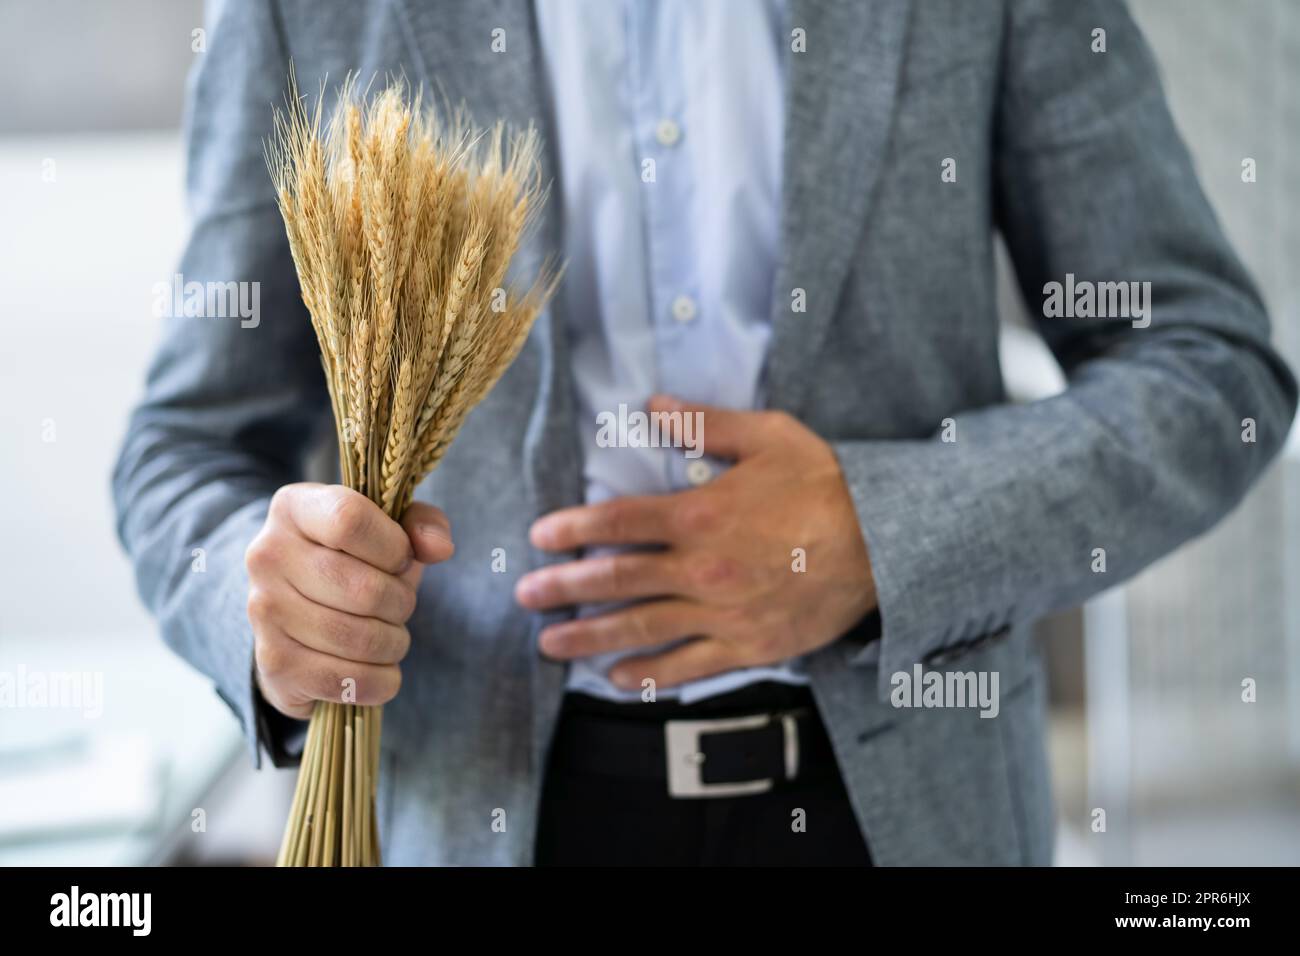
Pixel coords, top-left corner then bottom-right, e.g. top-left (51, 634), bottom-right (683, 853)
top-left (530, 495), bottom-right (676, 551)
top-left (401, 502), bottom-right (455, 565)
top-left (255, 624), bottom-right (403, 710)
top-left (253, 634), bottom-right (316, 719)
top-left (537, 600), bottom-right (710, 659)
top-left (399, 559), bottom-right (426, 592)
top-left (285, 537), bottom-right (418, 624)
top-left (607, 638), bottom-right (737, 691)
top-left (257, 687), bottom-right (315, 720)
top-left (267, 581), bottom-right (411, 665)
top-left (515, 553), bottom-right (682, 609)
top-left (275, 484), bottom-right (413, 574)
top-left (647, 394), bottom-right (770, 461)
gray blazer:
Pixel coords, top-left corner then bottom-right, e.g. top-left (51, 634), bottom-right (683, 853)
top-left (114, 0), bottom-right (1296, 865)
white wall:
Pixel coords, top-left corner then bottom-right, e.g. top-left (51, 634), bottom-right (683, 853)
top-left (0, 133), bottom-right (186, 642)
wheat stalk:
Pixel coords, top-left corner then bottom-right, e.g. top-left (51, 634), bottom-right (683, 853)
top-left (266, 73), bottom-right (556, 866)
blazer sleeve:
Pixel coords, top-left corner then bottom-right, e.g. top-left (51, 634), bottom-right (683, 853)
top-left (831, 0), bottom-right (1297, 694)
top-left (112, 0), bottom-right (322, 765)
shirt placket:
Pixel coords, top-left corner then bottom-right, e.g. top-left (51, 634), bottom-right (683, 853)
top-left (626, 2), bottom-right (706, 492)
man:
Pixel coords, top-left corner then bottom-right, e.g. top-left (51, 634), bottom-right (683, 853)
top-left (115, 0), bottom-right (1295, 865)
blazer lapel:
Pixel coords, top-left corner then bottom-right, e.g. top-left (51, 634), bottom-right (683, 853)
top-left (766, 0), bottom-right (912, 416)
top-left (391, 1), bottom-right (538, 120)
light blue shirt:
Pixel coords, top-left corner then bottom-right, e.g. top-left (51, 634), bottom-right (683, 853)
top-left (535, 0), bottom-right (808, 702)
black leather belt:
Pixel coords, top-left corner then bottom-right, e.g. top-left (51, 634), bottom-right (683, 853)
top-left (547, 685), bottom-right (839, 799)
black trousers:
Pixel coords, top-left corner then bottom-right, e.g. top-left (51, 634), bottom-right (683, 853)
top-left (535, 681), bottom-right (873, 866)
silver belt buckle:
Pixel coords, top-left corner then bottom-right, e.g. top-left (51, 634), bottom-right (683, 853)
top-left (664, 712), bottom-right (801, 799)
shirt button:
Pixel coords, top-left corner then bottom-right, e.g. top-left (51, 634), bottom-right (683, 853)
top-left (686, 459), bottom-right (714, 486)
top-left (655, 118), bottom-right (682, 147)
top-left (671, 295), bottom-right (697, 323)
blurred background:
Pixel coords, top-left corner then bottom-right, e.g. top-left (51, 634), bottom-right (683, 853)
top-left (0, 0), bottom-right (1297, 865)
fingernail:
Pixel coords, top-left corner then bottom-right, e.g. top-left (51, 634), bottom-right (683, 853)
top-left (418, 522), bottom-right (449, 543)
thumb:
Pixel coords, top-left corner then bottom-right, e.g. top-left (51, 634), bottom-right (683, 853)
top-left (401, 502), bottom-right (455, 565)
top-left (647, 394), bottom-right (770, 461)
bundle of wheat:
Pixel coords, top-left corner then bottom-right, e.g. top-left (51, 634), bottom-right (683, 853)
top-left (265, 76), bottom-right (556, 866)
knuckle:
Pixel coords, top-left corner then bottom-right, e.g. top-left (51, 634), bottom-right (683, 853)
top-left (761, 410), bottom-right (800, 442)
top-left (605, 556), bottom-right (629, 595)
top-left (327, 492), bottom-right (370, 547)
top-left (676, 497), bottom-right (722, 536)
top-left (628, 609), bottom-right (654, 646)
top-left (321, 609), bottom-right (355, 651)
top-left (244, 534), bottom-right (276, 576)
top-left (689, 553), bottom-right (740, 591)
top-left (348, 570), bottom-right (385, 614)
top-left (602, 501), bottom-right (631, 541)
top-left (715, 604), bottom-right (750, 632)
top-left (354, 620), bottom-right (386, 661)
top-left (255, 635), bottom-right (288, 678)
top-left (314, 549), bottom-right (349, 595)
top-left (765, 410), bottom-right (796, 431)
top-left (268, 484), bottom-right (295, 518)
top-left (246, 586), bottom-right (275, 624)
top-left (356, 619), bottom-right (402, 663)
top-left (380, 579), bottom-right (416, 622)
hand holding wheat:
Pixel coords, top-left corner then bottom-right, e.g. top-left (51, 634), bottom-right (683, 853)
top-left (263, 76), bottom-right (556, 866)
top-left (246, 482), bottom-right (450, 717)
